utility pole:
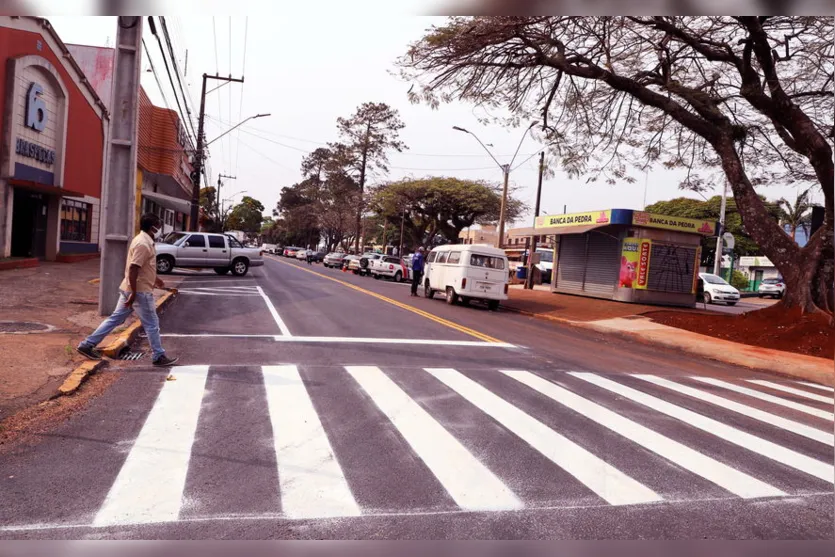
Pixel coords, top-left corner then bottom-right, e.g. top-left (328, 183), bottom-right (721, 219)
top-left (217, 173), bottom-right (236, 231)
top-left (526, 152), bottom-right (545, 289)
top-left (497, 164), bottom-right (510, 249)
top-left (190, 73), bottom-right (245, 230)
top-left (99, 16), bottom-right (143, 316)
top-left (398, 208), bottom-right (405, 257)
top-left (713, 180), bottom-right (728, 276)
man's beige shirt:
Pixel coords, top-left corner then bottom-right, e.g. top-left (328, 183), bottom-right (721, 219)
top-left (119, 231), bottom-right (157, 292)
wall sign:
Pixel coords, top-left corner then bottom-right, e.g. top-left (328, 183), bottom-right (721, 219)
top-left (632, 211), bottom-right (717, 236)
top-left (535, 210), bottom-right (612, 229)
top-left (15, 137), bottom-right (56, 165)
top-left (25, 82), bottom-right (47, 132)
top-left (619, 238), bottom-right (651, 289)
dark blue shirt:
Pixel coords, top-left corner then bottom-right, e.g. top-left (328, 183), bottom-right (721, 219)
top-left (412, 252), bottom-right (425, 273)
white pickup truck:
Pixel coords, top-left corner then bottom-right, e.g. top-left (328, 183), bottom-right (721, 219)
top-left (369, 255), bottom-right (410, 282)
top-left (156, 232), bottom-right (264, 276)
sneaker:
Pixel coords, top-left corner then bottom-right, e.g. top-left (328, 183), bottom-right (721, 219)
top-left (76, 345), bottom-right (103, 360)
top-left (153, 355), bottom-right (180, 367)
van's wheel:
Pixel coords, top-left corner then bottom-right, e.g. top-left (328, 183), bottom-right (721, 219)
top-left (424, 280), bottom-right (435, 299)
top-left (488, 300), bottom-right (500, 311)
top-left (214, 267), bottom-right (230, 275)
top-left (394, 271), bottom-right (402, 282)
top-left (231, 258), bottom-right (249, 276)
top-left (460, 297), bottom-right (470, 306)
top-left (373, 274), bottom-right (380, 280)
top-left (446, 287), bottom-right (458, 305)
top-left (704, 292), bottom-right (712, 305)
top-left (156, 255), bottom-right (174, 274)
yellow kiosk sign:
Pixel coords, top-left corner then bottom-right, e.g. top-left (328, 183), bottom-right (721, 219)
top-left (632, 211), bottom-right (717, 235)
top-left (535, 210), bottom-right (612, 229)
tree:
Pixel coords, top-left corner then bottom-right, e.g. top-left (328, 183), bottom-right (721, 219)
top-left (199, 186), bottom-right (219, 232)
top-left (645, 195), bottom-right (783, 268)
top-left (226, 196), bottom-right (265, 237)
top-left (778, 188), bottom-right (813, 241)
top-left (370, 177), bottom-right (526, 249)
top-left (334, 102), bottom-right (407, 253)
top-left (399, 16), bottom-right (833, 316)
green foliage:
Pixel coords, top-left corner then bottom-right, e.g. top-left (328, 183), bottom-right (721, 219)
top-left (729, 270), bottom-right (750, 291)
top-left (226, 196), bottom-right (265, 235)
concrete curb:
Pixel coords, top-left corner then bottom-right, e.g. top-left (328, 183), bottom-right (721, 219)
top-left (53, 360), bottom-right (107, 398)
top-left (502, 304), bottom-right (834, 386)
top-left (100, 289), bottom-right (178, 358)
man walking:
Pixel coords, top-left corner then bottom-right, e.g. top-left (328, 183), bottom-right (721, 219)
top-left (410, 246), bottom-right (425, 297)
top-left (76, 213), bottom-right (178, 367)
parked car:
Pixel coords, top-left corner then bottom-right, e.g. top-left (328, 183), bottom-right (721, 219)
top-left (352, 252), bottom-right (382, 276)
top-left (261, 243), bottom-right (278, 255)
top-left (156, 232), bottom-right (264, 276)
top-left (283, 246), bottom-right (303, 257)
top-left (758, 277), bottom-right (785, 299)
top-left (423, 244), bottom-right (509, 310)
top-left (342, 254), bottom-right (360, 271)
top-left (370, 255), bottom-right (410, 282)
top-left (323, 252), bottom-right (348, 268)
top-left (698, 273), bottom-right (740, 305)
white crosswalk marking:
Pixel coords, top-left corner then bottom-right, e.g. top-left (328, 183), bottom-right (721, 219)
top-left (691, 377), bottom-right (834, 421)
top-left (501, 370), bottom-right (785, 499)
top-left (425, 368), bottom-right (662, 506)
top-left (571, 372), bottom-right (835, 484)
top-left (796, 381), bottom-right (835, 393)
top-left (345, 366), bottom-right (523, 511)
top-left (262, 365), bottom-right (360, 519)
top-left (635, 375), bottom-right (834, 446)
top-left (93, 365), bottom-right (210, 527)
top-left (745, 380), bottom-right (834, 405)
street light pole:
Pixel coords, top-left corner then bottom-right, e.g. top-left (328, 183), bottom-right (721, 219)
top-left (713, 179), bottom-right (729, 276)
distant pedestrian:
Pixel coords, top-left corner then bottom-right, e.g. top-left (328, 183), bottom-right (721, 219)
top-left (410, 246), bottom-right (425, 297)
top-left (306, 248), bottom-right (313, 265)
top-left (76, 213), bottom-right (178, 367)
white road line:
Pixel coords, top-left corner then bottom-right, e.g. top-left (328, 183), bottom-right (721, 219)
top-left (162, 334), bottom-right (278, 338)
top-left (745, 380), bottom-right (834, 405)
top-left (425, 368), bottom-right (662, 506)
top-left (178, 280), bottom-right (256, 285)
top-left (262, 365), bottom-right (360, 519)
top-left (346, 366), bottom-right (522, 512)
top-left (571, 372), bottom-right (835, 484)
top-left (796, 381), bottom-right (835, 393)
top-left (692, 377), bottom-right (834, 421)
top-left (502, 370), bottom-right (783, 499)
top-left (635, 375), bottom-right (833, 446)
top-left (178, 291), bottom-right (260, 297)
top-left (256, 286), bottom-right (292, 336)
top-left (93, 365), bottom-right (210, 527)
top-left (273, 336), bottom-right (515, 347)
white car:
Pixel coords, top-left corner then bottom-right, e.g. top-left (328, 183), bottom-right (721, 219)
top-left (699, 273), bottom-right (740, 306)
top-left (758, 278), bottom-right (785, 299)
top-left (424, 244), bottom-right (509, 310)
top-left (370, 255), bottom-right (410, 282)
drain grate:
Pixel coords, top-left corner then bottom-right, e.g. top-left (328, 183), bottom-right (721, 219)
top-left (0, 321), bottom-right (54, 334)
top-left (119, 351), bottom-right (146, 361)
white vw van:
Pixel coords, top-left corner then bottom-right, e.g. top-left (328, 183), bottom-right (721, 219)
top-left (423, 244), bottom-right (509, 310)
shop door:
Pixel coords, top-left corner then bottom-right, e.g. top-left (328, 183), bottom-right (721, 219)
top-left (752, 270), bottom-right (764, 292)
top-left (556, 234), bottom-right (586, 293)
top-left (11, 189), bottom-right (48, 258)
top-left (583, 231), bottom-right (619, 297)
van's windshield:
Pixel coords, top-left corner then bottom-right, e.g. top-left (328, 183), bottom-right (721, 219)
top-left (470, 254), bottom-right (506, 270)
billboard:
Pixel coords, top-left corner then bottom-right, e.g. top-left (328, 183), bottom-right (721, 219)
top-left (620, 238), bottom-right (651, 289)
top-left (632, 211), bottom-right (717, 236)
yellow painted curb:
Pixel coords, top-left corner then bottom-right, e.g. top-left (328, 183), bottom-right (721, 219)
top-left (267, 255), bottom-right (503, 344)
top-left (55, 360), bottom-right (106, 397)
top-left (100, 289), bottom-right (178, 358)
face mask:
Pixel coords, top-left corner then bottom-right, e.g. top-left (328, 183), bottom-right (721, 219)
top-left (150, 226), bottom-right (161, 240)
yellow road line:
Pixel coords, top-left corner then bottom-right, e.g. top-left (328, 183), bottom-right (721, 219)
top-left (266, 256), bottom-right (504, 344)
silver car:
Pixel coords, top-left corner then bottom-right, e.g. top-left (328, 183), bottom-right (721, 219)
top-left (323, 252), bottom-right (348, 268)
top-left (758, 278), bottom-right (785, 299)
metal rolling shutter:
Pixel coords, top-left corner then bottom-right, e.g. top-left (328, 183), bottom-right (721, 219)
top-left (556, 234), bottom-right (586, 293)
top-left (647, 243), bottom-right (698, 293)
top-left (583, 231), bottom-right (619, 297)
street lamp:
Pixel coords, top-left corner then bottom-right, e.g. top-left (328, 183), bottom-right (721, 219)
top-left (220, 190), bottom-right (248, 232)
top-left (207, 113), bottom-right (270, 146)
top-left (452, 122), bottom-right (536, 249)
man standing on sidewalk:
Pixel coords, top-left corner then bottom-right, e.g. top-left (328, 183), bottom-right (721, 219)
top-left (76, 214), bottom-right (178, 367)
top-left (410, 246), bottom-right (425, 297)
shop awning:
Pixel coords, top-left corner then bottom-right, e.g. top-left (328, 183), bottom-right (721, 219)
top-left (8, 178), bottom-right (86, 198)
top-left (537, 223), bottom-right (613, 235)
top-left (141, 189), bottom-right (193, 215)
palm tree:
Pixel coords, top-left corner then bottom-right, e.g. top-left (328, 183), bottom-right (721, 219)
top-left (778, 189), bottom-right (812, 241)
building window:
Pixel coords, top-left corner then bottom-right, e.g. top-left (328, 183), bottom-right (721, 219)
top-left (60, 199), bottom-right (91, 242)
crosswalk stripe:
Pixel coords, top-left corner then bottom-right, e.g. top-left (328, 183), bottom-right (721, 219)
top-left (571, 373), bottom-right (835, 484)
top-left (796, 381), bottom-right (835, 393)
top-left (501, 370), bottom-right (784, 499)
top-left (262, 365), bottom-right (360, 519)
top-left (93, 365), bottom-right (210, 527)
top-left (745, 380), bottom-right (834, 405)
top-left (635, 375), bottom-right (834, 446)
top-left (425, 368), bottom-right (662, 506)
top-left (691, 377), bottom-right (834, 421)
top-left (345, 366), bottom-right (523, 511)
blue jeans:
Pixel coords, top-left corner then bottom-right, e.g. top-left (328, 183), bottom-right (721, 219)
top-left (80, 290), bottom-right (166, 360)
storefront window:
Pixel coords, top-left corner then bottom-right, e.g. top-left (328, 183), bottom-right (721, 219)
top-left (60, 199), bottom-right (90, 242)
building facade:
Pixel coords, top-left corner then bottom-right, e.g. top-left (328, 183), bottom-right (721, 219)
top-left (0, 17), bottom-right (108, 261)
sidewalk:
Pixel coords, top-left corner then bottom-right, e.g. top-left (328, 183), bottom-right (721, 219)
top-left (504, 287), bottom-right (834, 386)
top-left (0, 260), bottom-right (181, 421)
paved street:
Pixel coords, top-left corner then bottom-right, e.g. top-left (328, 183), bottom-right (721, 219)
top-left (702, 297), bottom-right (779, 315)
top-left (1, 256), bottom-right (832, 539)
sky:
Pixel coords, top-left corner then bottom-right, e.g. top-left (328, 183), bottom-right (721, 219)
top-left (43, 14), bottom-right (822, 229)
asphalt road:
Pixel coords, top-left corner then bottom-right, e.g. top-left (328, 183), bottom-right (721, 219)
top-left (1, 256), bottom-right (832, 540)
top-left (702, 296), bottom-right (779, 315)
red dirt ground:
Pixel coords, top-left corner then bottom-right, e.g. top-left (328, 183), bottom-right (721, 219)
top-left (646, 304), bottom-right (834, 360)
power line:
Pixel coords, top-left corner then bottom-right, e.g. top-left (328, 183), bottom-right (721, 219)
top-left (228, 17), bottom-right (233, 175)
top-left (236, 136), bottom-right (295, 171)
top-left (159, 17), bottom-right (197, 145)
top-left (147, 17), bottom-right (195, 147)
top-left (212, 17), bottom-right (227, 174)
top-left (235, 16), bottom-right (249, 177)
